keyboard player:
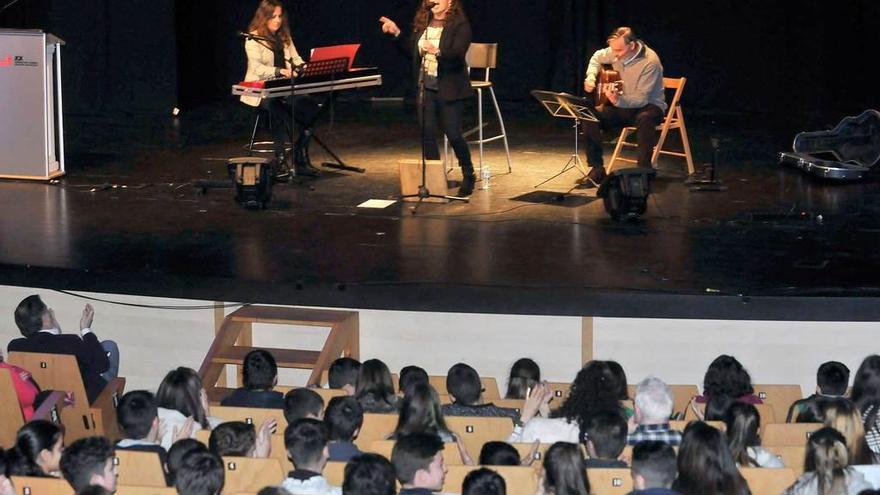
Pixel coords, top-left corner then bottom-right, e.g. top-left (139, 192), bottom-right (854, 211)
top-left (240, 0), bottom-right (319, 177)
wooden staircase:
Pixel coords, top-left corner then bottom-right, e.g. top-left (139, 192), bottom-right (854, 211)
top-left (199, 305), bottom-right (359, 403)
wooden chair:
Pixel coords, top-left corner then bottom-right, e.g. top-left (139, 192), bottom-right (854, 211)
top-left (765, 445), bottom-right (807, 476)
top-left (209, 405), bottom-right (287, 431)
top-left (115, 486), bottom-right (178, 495)
top-left (608, 76), bottom-right (694, 175)
top-left (221, 456), bottom-right (284, 494)
top-left (588, 468), bottom-right (633, 495)
top-left (10, 476), bottom-right (73, 495)
top-left (443, 465), bottom-right (537, 495)
top-left (7, 351), bottom-right (126, 442)
top-left (323, 460), bottom-right (347, 486)
top-left (761, 422), bottom-right (822, 447)
top-left (511, 442), bottom-right (552, 465)
top-left (546, 382), bottom-right (571, 403)
top-left (428, 375), bottom-right (501, 400)
top-left (753, 384), bottom-right (804, 423)
top-left (669, 419), bottom-right (725, 432)
top-left (739, 467), bottom-right (797, 495)
top-left (369, 440), bottom-right (464, 465)
top-left (446, 416), bottom-right (515, 457)
top-left (353, 413), bottom-right (398, 450)
top-left (114, 450), bottom-right (167, 487)
top-left (492, 398), bottom-right (526, 413)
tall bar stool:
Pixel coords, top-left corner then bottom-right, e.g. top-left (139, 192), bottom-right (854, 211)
top-left (245, 107), bottom-right (291, 156)
top-left (445, 42), bottom-right (512, 176)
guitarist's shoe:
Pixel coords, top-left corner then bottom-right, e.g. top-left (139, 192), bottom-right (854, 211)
top-left (577, 166), bottom-right (607, 188)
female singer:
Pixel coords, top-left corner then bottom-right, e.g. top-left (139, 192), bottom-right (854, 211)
top-left (380, 0), bottom-right (476, 196)
top-left (241, 0), bottom-right (316, 177)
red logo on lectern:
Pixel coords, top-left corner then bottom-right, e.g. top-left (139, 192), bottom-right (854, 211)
top-left (0, 55), bottom-right (12, 67)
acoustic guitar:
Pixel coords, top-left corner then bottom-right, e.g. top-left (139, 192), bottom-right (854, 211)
top-left (594, 64), bottom-right (623, 106)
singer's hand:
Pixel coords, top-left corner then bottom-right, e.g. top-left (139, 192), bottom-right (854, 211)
top-left (379, 16), bottom-right (400, 37)
top-left (280, 68), bottom-right (292, 78)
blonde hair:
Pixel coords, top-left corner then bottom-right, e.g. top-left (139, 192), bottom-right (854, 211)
top-left (824, 400), bottom-right (873, 465)
top-left (805, 427), bottom-right (849, 495)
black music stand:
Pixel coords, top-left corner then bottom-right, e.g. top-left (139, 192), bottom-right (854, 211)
top-left (531, 90), bottom-right (598, 189)
top-left (294, 56), bottom-right (366, 173)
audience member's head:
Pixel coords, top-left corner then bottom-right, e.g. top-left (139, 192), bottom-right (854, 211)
top-left (478, 442), bottom-right (520, 466)
top-left (584, 410), bottom-right (627, 460)
top-left (13, 295), bottom-right (49, 337)
top-left (209, 421), bottom-right (256, 457)
top-left (157, 367), bottom-right (210, 429)
top-left (504, 358), bottom-right (540, 400)
top-left (606, 361), bottom-right (630, 401)
top-left (343, 453), bottom-right (396, 495)
top-left (851, 355), bottom-right (880, 412)
top-left (674, 421), bottom-right (749, 495)
top-left (283, 388), bottom-right (325, 424)
top-left (557, 361), bottom-right (623, 430)
top-left (391, 433), bottom-right (445, 490)
top-left (284, 418), bottom-right (329, 472)
top-left (257, 487), bottom-right (292, 495)
top-left (399, 365), bottom-right (429, 398)
top-left (703, 393), bottom-right (734, 422)
top-left (633, 376), bottom-right (674, 425)
top-left (463, 468), bottom-right (506, 495)
top-left (329, 357), bottom-right (361, 394)
top-left (723, 402), bottom-right (761, 467)
top-left (823, 399), bottom-right (874, 465)
top-left (702, 355), bottom-right (754, 400)
top-left (59, 436), bottom-right (116, 494)
top-left (75, 486), bottom-right (113, 495)
top-left (175, 450), bottom-right (225, 495)
top-left (242, 349), bottom-right (278, 391)
top-left (167, 439), bottom-right (209, 486)
top-left (446, 363), bottom-right (483, 406)
top-left (630, 441), bottom-right (677, 491)
top-left (541, 442), bottom-right (590, 495)
top-left (6, 420), bottom-right (64, 477)
top-left (804, 427), bottom-right (851, 492)
top-left (817, 361), bottom-right (850, 396)
top-left (356, 359), bottom-right (397, 406)
top-left (325, 396), bottom-right (364, 443)
top-left (117, 390), bottom-right (159, 441)
top-left (393, 383), bottom-right (448, 439)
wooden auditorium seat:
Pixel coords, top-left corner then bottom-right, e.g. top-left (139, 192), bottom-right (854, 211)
top-left (753, 384), bottom-right (804, 422)
top-left (765, 445), bottom-right (807, 476)
top-left (353, 413), bottom-right (398, 450)
top-left (114, 449), bottom-right (168, 487)
top-left (445, 416), bottom-right (515, 457)
top-left (739, 467), bottom-right (797, 495)
top-left (323, 460), bottom-right (347, 486)
top-left (10, 476), bottom-right (73, 494)
top-left (511, 442), bottom-right (552, 465)
top-left (761, 422), bottom-right (822, 447)
top-left (115, 486), bottom-right (178, 495)
top-left (221, 456), bottom-right (284, 494)
top-left (588, 468), bottom-right (633, 495)
top-left (209, 405), bottom-right (287, 431)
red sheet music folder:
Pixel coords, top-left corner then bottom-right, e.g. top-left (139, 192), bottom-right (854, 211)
top-left (309, 44), bottom-right (361, 70)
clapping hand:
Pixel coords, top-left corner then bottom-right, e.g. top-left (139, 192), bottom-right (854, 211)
top-left (79, 304), bottom-right (94, 331)
top-left (379, 16), bottom-right (401, 37)
top-left (254, 418), bottom-right (277, 458)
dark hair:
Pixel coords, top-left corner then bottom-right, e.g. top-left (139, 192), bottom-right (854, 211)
top-left (329, 358), bottom-right (361, 389)
top-left (606, 361), bottom-right (630, 401)
top-left (584, 410), bottom-right (627, 459)
top-left (817, 361), bottom-right (850, 396)
top-left (631, 441), bottom-right (677, 489)
top-left (117, 390), bottom-right (158, 440)
top-left (156, 367), bottom-right (209, 429)
top-left (247, 0), bottom-right (292, 48)
top-left (702, 355), bottom-right (754, 400)
top-left (478, 442), bottom-right (519, 466)
top-left (704, 394), bottom-right (734, 422)
top-left (392, 383), bottom-right (449, 439)
top-left (673, 422), bottom-right (750, 495)
top-left (343, 453), bottom-right (396, 495)
top-left (447, 363), bottom-right (482, 406)
top-left (804, 427), bottom-right (850, 495)
top-left (76, 486), bottom-right (113, 495)
top-left (283, 388), bottom-right (325, 424)
top-left (257, 488), bottom-right (292, 495)
top-left (505, 358), bottom-right (540, 400)
top-left (242, 350), bottom-right (277, 391)
top-left (399, 366), bottom-right (429, 398)
top-left (209, 421), bottom-right (255, 457)
top-left (60, 436), bottom-right (115, 492)
top-left (175, 450), bottom-right (225, 495)
top-left (554, 361), bottom-right (623, 437)
top-left (284, 418), bottom-right (328, 468)
top-left (851, 355), bottom-right (880, 431)
top-left (412, 0), bottom-right (467, 34)
top-left (356, 359), bottom-right (397, 409)
top-left (607, 26), bottom-right (637, 44)
top-left (7, 420), bottom-right (64, 476)
top-left (391, 433), bottom-right (444, 485)
top-left (463, 468), bottom-right (506, 495)
top-left (326, 396), bottom-right (364, 442)
top-left (167, 439), bottom-right (208, 486)
top-left (14, 295), bottom-right (47, 337)
top-left (542, 442), bottom-right (590, 495)
top-left (723, 403), bottom-right (761, 467)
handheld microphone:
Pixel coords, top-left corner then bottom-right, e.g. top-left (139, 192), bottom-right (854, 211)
top-left (425, 2), bottom-right (438, 10)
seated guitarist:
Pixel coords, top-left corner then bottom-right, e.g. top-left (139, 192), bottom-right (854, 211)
top-left (581, 27), bottom-right (667, 187)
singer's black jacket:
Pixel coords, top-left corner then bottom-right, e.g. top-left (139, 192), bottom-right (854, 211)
top-left (393, 15), bottom-right (474, 101)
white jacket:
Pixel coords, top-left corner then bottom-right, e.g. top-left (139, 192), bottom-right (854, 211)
top-left (240, 36), bottom-right (304, 107)
top-left (281, 475), bottom-right (342, 495)
top-left (506, 417), bottom-right (580, 444)
top-left (156, 407), bottom-right (222, 450)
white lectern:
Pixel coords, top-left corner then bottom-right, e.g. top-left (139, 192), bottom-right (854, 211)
top-left (0, 29), bottom-right (65, 180)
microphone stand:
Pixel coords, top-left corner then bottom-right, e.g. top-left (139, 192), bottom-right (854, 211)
top-left (400, 10), bottom-right (468, 215)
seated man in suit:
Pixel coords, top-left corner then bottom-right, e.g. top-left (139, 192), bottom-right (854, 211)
top-left (220, 349), bottom-right (285, 409)
top-left (8, 295), bottom-right (119, 402)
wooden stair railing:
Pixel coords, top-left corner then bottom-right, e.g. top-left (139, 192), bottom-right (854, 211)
top-left (199, 305), bottom-right (358, 403)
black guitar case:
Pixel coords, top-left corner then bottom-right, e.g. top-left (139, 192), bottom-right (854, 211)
top-left (778, 109), bottom-right (880, 181)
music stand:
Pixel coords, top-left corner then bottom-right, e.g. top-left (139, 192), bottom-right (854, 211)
top-left (531, 90), bottom-right (598, 189)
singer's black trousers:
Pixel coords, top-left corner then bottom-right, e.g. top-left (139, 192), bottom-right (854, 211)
top-left (419, 88), bottom-right (473, 173)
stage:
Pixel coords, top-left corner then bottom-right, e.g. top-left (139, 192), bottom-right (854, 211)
top-left (2, 100), bottom-right (879, 321)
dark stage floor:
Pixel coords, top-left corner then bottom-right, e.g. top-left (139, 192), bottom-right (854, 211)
top-left (2, 100), bottom-right (880, 321)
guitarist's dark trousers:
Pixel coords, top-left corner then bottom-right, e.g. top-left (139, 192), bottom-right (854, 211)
top-left (582, 104), bottom-right (663, 169)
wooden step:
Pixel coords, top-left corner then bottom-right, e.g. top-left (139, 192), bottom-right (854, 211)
top-left (228, 306), bottom-right (357, 326)
top-left (211, 346), bottom-right (321, 369)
